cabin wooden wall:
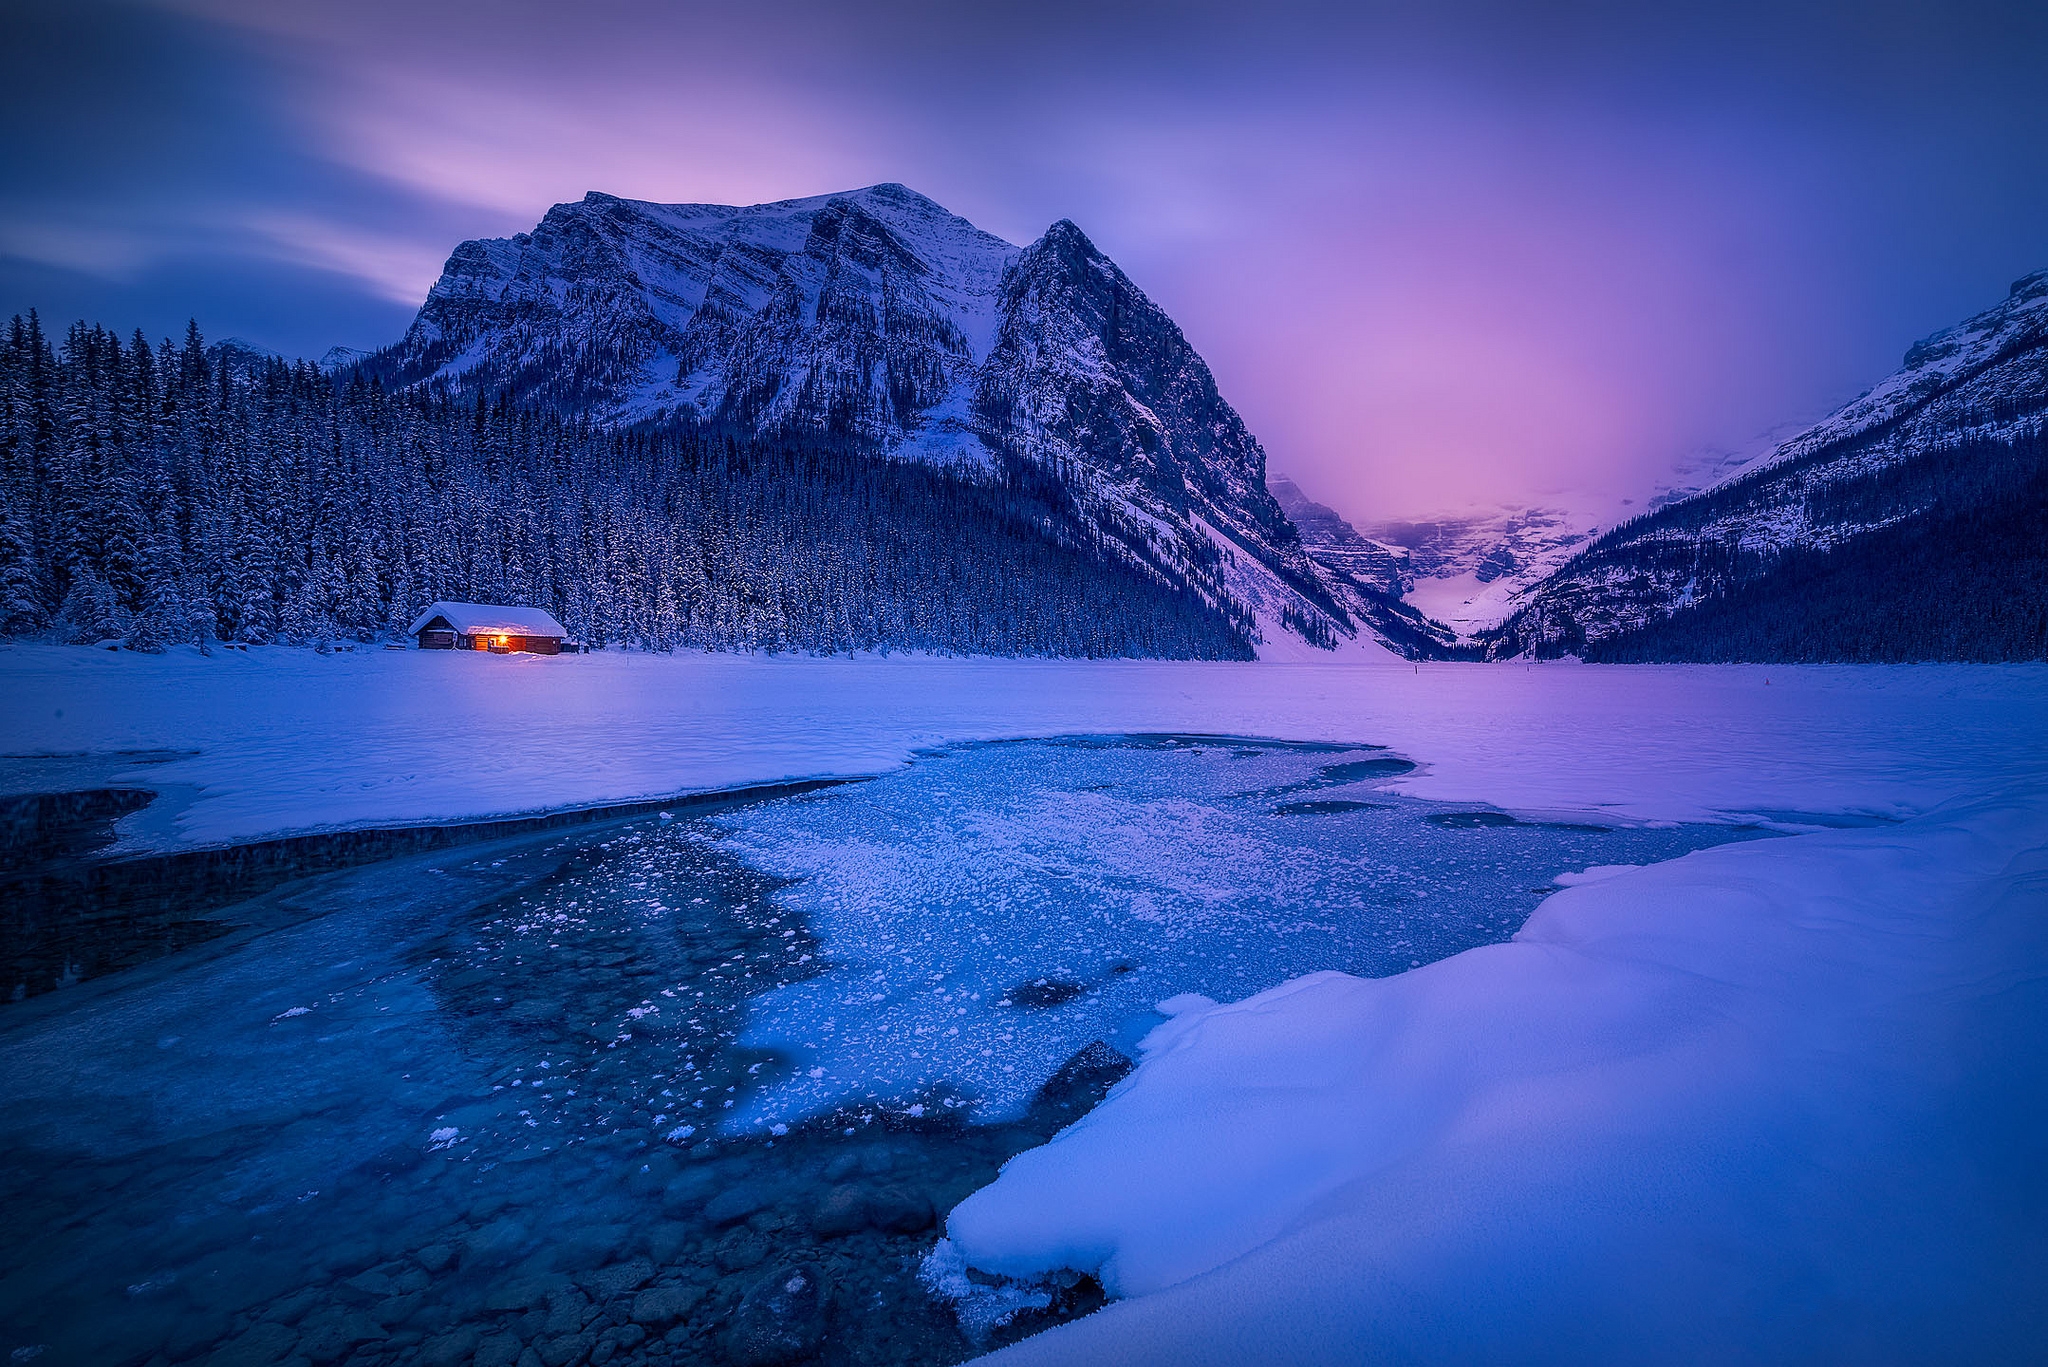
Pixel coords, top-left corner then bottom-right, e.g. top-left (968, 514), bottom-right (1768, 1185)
top-left (414, 625), bottom-right (563, 654)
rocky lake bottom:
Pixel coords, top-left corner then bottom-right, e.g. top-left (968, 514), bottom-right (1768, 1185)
top-left (0, 736), bottom-right (1767, 1367)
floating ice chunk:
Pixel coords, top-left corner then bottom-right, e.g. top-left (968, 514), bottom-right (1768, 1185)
top-left (920, 1238), bottom-right (1054, 1343)
top-left (1554, 864), bottom-right (1641, 886)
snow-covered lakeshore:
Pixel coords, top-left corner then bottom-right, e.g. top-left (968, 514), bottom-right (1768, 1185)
top-left (4, 644), bottom-right (2046, 1363)
top-left (2, 644), bottom-right (2042, 847)
top-left (954, 790), bottom-right (2048, 1363)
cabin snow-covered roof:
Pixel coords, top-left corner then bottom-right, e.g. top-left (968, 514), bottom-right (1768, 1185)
top-left (408, 601), bottom-right (567, 637)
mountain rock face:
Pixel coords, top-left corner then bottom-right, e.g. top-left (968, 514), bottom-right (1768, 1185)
top-left (1357, 505), bottom-right (1600, 638)
top-left (1491, 271), bottom-right (2048, 661)
top-left (1266, 474), bottom-right (1457, 656)
top-left (369, 184), bottom-right (1403, 656)
top-left (1268, 475), bottom-right (1409, 594)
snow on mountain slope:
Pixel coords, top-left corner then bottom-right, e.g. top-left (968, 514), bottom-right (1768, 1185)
top-left (1359, 503), bottom-right (1603, 636)
top-left (1260, 475), bottom-right (1460, 654)
top-left (376, 183), bottom-right (1015, 447)
top-left (1490, 270), bottom-right (2048, 658)
top-left (1353, 450), bottom-right (1765, 640)
top-left (1750, 269), bottom-right (2048, 477)
top-left (369, 184), bottom-right (1400, 656)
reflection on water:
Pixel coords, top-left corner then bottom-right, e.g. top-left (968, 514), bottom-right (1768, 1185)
top-left (0, 736), bottom-right (1764, 1366)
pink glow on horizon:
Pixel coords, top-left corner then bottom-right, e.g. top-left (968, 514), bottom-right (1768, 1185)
top-left (20, 0), bottom-right (2044, 524)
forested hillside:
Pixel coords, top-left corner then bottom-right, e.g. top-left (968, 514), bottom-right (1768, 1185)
top-left (0, 313), bottom-right (1254, 658)
top-left (362, 184), bottom-right (1391, 655)
top-left (1576, 428), bottom-right (2048, 662)
top-left (1488, 270), bottom-right (2048, 663)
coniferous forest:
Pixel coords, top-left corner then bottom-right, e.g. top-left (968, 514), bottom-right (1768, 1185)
top-left (1579, 473), bottom-right (2048, 662)
top-left (1545, 427), bottom-right (2048, 663)
top-left (0, 314), bottom-right (1255, 659)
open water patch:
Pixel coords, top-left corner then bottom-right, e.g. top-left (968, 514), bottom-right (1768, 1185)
top-left (0, 778), bottom-right (850, 1006)
top-left (1273, 799), bottom-right (1390, 816)
top-left (0, 734), bottom-right (1766, 1367)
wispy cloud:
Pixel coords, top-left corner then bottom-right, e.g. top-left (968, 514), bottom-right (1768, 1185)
top-left (13, 0), bottom-right (2045, 517)
top-left (241, 213), bottom-right (451, 305)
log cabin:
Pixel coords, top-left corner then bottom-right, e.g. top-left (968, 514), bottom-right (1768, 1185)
top-left (408, 602), bottom-right (569, 655)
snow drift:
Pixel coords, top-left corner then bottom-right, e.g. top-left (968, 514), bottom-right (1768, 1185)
top-left (944, 791), bottom-right (2048, 1363)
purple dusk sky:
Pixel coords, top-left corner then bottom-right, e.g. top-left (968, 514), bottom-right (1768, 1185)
top-left (4, 0), bottom-right (2046, 522)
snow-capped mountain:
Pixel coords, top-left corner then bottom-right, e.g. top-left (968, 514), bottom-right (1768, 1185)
top-left (1354, 504), bottom-right (1604, 638)
top-left (1490, 270), bottom-right (2048, 660)
top-left (319, 345), bottom-right (374, 372)
top-left (368, 184), bottom-right (1399, 656)
top-left (1346, 431), bottom-right (1804, 640)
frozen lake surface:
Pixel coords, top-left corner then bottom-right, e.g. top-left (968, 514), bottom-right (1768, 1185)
top-left (0, 735), bottom-right (1756, 1367)
top-left (711, 736), bottom-right (1762, 1127)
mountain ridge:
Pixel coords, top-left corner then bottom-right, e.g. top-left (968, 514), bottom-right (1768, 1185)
top-left (363, 183), bottom-right (1415, 657)
top-left (1487, 269), bottom-right (2048, 661)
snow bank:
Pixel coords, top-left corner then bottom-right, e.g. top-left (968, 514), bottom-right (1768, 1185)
top-left (0, 644), bottom-right (2042, 850)
top-left (948, 792), bottom-right (2048, 1363)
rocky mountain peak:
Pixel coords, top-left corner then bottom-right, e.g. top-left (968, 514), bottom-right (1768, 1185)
top-left (360, 184), bottom-right (1415, 657)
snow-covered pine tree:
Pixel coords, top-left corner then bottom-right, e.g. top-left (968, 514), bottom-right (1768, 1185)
top-left (0, 311), bottom-right (1259, 659)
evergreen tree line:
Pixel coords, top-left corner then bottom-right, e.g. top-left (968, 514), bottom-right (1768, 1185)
top-left (0, 313), bottom-right (1255, 659)
top-left (1549, 426), bottom-right (2048, 662)
top-left (1569, 388), bottom-right (2047, 558)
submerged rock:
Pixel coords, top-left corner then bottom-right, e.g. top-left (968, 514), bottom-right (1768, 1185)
top-left (724, 1262), bottom-right (829, 1366)
top-left (810, 1185), bottom-right (870, 1239)
top-left (811, 1184), bottom-right (935, 1238)
top-left (295, 1309), bottom-right (387, 1364)
top-left (469, 1331), bottom-right (525, 1367)
top-left (868, 1188), bottom-right (936, 1234)
top-left (1003, 978), bottom-right (1086, 1008)
top-left (460, 1217), bottom-right (530, 1267)
top-left (631, 1282), bottom-right (705, 1328)
top-left (534, 1331), bottom-right (596, 1367)
top-left (418, 1326), bottom-right (479, 1367)
top-left (703, 1182), bottom-right (775, 1226)
top-left (578, 1257), bottom-right (654, 1300)
top-left (1033, 1041), bottom-right (1134, 1124)
top-left (207, 1320), bottom-right (299, 1367)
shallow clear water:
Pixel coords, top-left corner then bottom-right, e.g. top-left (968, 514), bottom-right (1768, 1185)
top-left (0, 736), bottom-right (1762, 1367)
